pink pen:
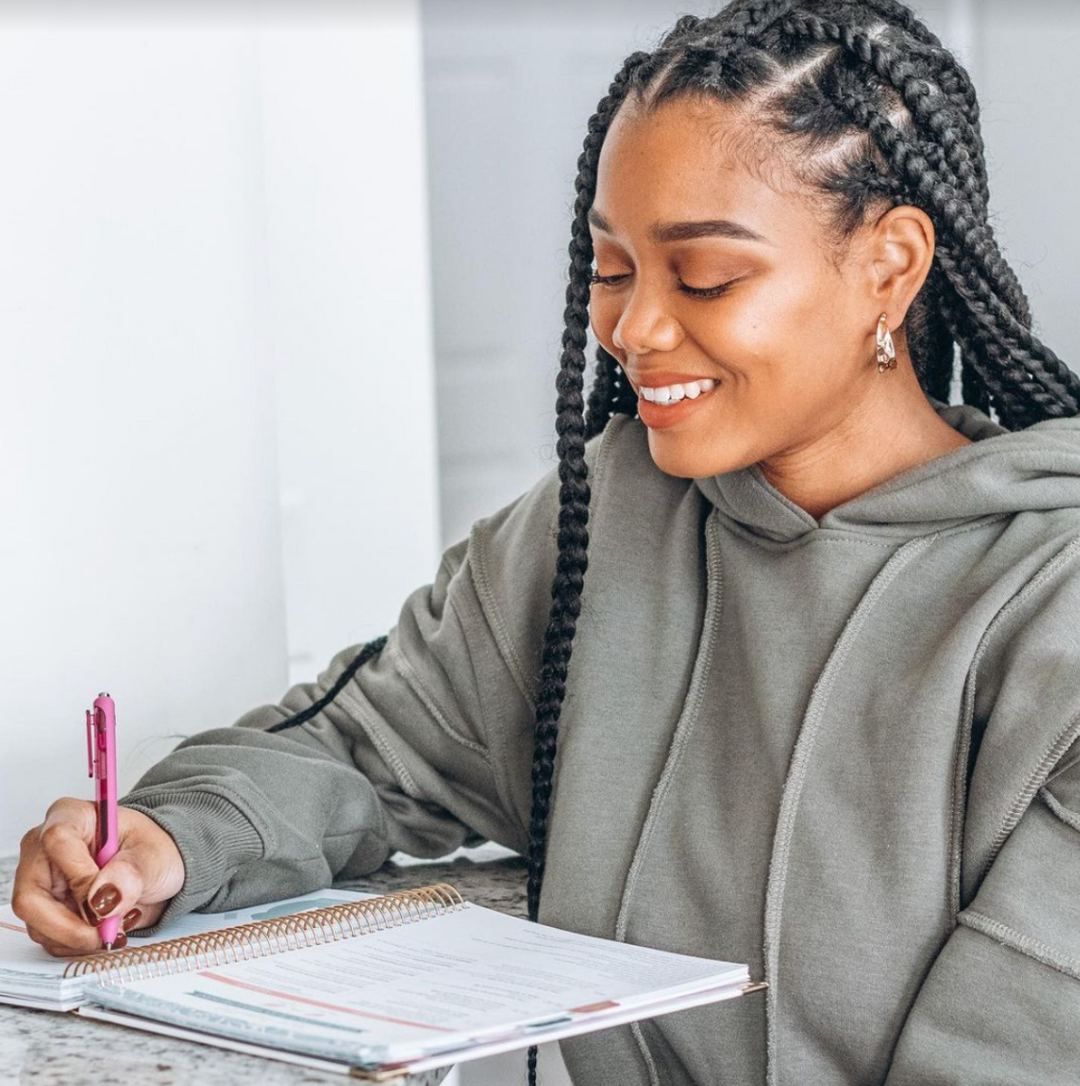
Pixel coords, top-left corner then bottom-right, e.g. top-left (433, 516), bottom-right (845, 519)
top-left (85, 693), bottom-right (121, 949)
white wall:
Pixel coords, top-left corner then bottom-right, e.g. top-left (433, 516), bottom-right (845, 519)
top-left (0, 3), bottom-right (438, 854)
top-left (259, 11), bottom-right (441, 687)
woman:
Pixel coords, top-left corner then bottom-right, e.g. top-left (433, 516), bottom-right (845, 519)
top-left (14, 1), bottom-right (1080, 1083)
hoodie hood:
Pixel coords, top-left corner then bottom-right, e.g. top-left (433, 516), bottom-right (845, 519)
top-left (693, 394), bottom-right (1080, 544)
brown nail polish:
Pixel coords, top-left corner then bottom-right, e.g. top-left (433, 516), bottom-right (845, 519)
top-left (89, 883), bottom-right (120, 919)
top-left (122, 908), bottom-right (142, 932)
top-left (110, 932), bottom-right (128, 950)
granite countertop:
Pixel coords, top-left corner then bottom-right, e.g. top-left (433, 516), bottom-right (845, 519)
top-left (0, 846), bottom-right (528, 1085)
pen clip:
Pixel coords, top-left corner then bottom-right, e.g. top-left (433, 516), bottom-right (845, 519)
top-left (85, 709), bottom-right (95, 778)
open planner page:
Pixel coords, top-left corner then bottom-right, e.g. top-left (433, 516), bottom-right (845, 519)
top-left (84, 902), bottom-right (748, 1069)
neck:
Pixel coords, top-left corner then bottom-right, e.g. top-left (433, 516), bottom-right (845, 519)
top-left (757, 358), bottom-right (973, 522)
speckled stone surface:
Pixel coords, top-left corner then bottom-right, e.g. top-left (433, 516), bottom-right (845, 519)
top-left (0, 848), bottom-right (528, 1085)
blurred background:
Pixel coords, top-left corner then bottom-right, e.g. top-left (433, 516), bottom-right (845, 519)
top-left (0, 3), bottom-right (1076, 1075)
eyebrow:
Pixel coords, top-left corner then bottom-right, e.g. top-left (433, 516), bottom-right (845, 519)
top-left (587, 207), bottom-right (772, 245)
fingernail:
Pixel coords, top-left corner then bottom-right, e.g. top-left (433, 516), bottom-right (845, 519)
top-left (108, 932), bottom-right (128, 950)
top-left (122, 908), bottom-right (142, 932)
top-left (89, 884), bottom-right (121, 919)
top-left (77, 898), bottom-right (97, 926)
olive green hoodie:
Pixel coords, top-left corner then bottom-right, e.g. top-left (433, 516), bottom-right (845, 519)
top-left (121, 393), bottom-right (1080, 1085)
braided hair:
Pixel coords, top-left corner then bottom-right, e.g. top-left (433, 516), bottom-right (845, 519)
top-left (528, 2), bottom-right (1080, 1080)
top-left (270, 3), bottom-right (1080, 1082)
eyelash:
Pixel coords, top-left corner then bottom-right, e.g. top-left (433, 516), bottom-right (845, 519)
top-left (588, 272), bottom-right (735, 300)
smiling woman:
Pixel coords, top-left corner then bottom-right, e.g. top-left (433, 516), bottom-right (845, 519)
top-left (13, 4), bottom-right (1080, 1086)
top-left (585, 88), bottom-right (976, 495)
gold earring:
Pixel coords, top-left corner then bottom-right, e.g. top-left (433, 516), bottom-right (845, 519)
top-left (876, 313), bottom-right (897, 372)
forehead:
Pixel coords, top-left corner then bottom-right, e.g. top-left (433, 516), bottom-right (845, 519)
top-left (593, 95), bottom-right (815, 247)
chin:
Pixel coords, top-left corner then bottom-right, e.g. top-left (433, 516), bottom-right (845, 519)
top-left (645, 431), bottom-right (736, 480)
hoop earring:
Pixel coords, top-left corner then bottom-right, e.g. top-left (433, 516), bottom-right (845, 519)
top-left (876, 313), bottom-right (897, 372)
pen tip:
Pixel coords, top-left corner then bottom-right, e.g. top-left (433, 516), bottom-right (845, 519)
top-left (104, 942), bottom-right (113, 951)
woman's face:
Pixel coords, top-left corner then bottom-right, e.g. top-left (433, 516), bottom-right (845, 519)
top-left (588, 95), bottom-right (897, 480)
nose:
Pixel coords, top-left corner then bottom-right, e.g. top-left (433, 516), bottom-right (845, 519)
top-left (611, 280), bottom-right (683, 356)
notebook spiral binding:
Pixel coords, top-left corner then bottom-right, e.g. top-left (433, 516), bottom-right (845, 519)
top-left (63, 883), bottom-right (465, 986)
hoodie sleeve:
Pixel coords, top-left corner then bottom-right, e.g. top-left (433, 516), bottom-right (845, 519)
top-left (117, 434), bottom-right (594, 935)
top-left (883, 540), bottom-right (1080, 1085)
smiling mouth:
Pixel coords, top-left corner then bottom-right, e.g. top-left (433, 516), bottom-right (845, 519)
top-left (633, 378), bottom-right (719, 405)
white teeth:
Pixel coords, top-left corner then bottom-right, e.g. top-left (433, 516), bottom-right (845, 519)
top-left (640, 378), bottom-right (717, 405)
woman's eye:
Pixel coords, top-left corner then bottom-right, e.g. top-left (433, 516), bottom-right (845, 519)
top-left (680, 281), bottom-right (735, 299)
top-left (588, 272), bottom-right (735, 300)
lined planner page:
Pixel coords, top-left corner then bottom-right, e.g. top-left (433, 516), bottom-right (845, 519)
top-left (86, 903), bottom-right (747, 1066)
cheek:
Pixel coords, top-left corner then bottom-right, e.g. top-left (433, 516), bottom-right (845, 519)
top-left (712, 280), bottom-right (836, 382)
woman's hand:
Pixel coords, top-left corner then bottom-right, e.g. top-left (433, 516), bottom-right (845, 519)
top-left (11, 798), bottom-right (186, 957)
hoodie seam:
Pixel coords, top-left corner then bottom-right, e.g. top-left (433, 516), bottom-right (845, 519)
top-left (962, 535), bottom-right (1080, 893)
top-left (1039, 785), bottom-right (1080, 833)
top-left (616, 510), bottom-right (726, 1086)
top-left (958, 910), bottom-right (1080, 983)
top-left (986, 708), bottom-right (1080, 866)
top-left (468, 527), bottom-right (537, 709)
top-left (383, 621), bottom-right (491, 762)
top-left (712, 513), bottom-right (1012, 552)
top-left (331, 685), bottom-right (422, 800)
top-left (946, 534), bottom-right (1080, 919)
top-left (749, 440), bottom-right (1080, 511)
top-left (760, 532), bottom-right (936, 1086)
top-left (615, 510), bottom-right (725, 937)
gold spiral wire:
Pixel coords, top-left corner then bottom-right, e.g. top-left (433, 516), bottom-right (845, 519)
top-left (64, 883), bottom-right (464, 985)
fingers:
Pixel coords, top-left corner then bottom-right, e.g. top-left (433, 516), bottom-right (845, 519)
top-left (13, 800), bottom-right (179, 958)
top-left (38, 809), bottom-right (103, 904)
top-left (12, 822), bottom-right (105, 956)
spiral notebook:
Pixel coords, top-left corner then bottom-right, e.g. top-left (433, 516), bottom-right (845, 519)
top-left (54, 883), bottom-right (761, 1080)
top-left (0, 887), bottom-right (379, 1012)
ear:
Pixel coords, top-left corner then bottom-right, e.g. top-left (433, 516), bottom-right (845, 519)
top-left (864, 203), bottom-right (935, 327)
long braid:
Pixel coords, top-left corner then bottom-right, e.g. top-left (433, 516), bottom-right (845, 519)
top-left (265, 636), bottom-right (388, 735)
top-left (523, 45), bottom-right (652, 1086)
